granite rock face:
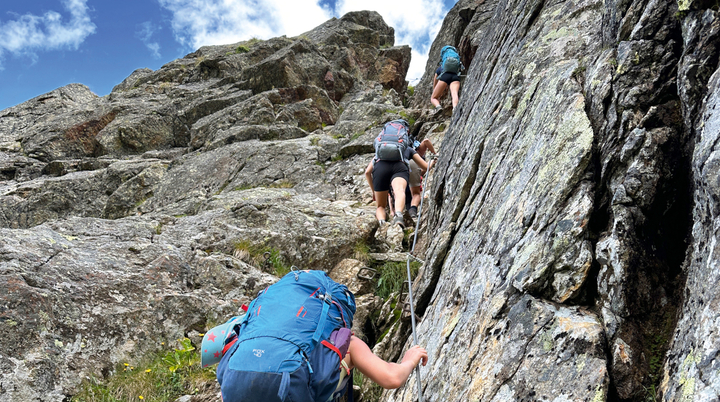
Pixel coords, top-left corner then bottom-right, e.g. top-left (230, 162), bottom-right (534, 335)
top-left (386, 1), bottom-right (720, 402)
top-left (0, 11), bottom-right (424, 401)
top-left (660, 6), bottom-right (720, 401)
top-left (3, 1), bottom-right (720, 402)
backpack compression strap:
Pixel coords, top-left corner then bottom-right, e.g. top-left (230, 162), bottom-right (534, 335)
top-left (278, 371), bottom-right (291, 401)
top-left (313, 291), bottom-right (333, 342)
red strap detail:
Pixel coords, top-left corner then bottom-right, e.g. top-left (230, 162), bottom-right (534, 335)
top-left (297, 306), bottom-right (304, 317)
top-left (331, 300), bottom-right (348, 328)
top-left (241, 304), bottom-right (248, 312)
top-left (321, 340), bottom-right (344, 364)
top-left (222, 337), bottom-right (238, 355)
top-left (309, 287), bottom-right (321, 298)
top-left (257, 306), bottom-right (261, 316)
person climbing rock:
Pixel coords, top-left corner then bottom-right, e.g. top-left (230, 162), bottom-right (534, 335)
top-left (407, 138), bottom-right (436, 219)
top-left (365, 120), bottom-right (429, 227)
top-left (431, 45), bottom-right (463, 112)
top-left (202, 270), bottom-right (429, 402)
top-left (388, 137), bottom-right (436, 220)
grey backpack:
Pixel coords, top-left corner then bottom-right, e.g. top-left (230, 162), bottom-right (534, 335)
top-left (374, 120), bottom-right (410, 163)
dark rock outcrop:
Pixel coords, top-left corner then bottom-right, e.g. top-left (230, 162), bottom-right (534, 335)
top-left (383, 1), bottom-right (720, 402)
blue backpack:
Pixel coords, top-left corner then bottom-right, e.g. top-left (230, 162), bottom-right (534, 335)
top-left (440, 45), bottom-right (461, 75)
top-left (204, 270), bottom-right (356, 402)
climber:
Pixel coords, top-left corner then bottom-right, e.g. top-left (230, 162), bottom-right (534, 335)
top-left (431, 45), bottom-right (463, 112)
top-left (202, 270), bottom-right (429, 402)
top-left (387, 137), bottom-right (436, 219)
top-left (407, 138), bottom-right (436, 219)
top-left (365, 120), bottom-right (430, 227)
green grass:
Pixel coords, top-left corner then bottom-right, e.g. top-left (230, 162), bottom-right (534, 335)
top-left (268, 180), bottom-right (294, 189)
top-left (399, 111), bottom-right (416, 127)
top-left (642, 310), bottom-right (675, 401)
top-left (233, 241), bottom-right (292, 277)
top-left (71, 339), bottom-right (215, 402)
top-left (376, 260), bottom-right (420, 299)
top-left (262, 247), bottom-right (292, 277)
top-left (232, 185), bottom-right (256, 191)
top-left (353, 240), bottom-right (371, 263)
top-left (314, 160), bottom-right (327, 173)
top-left (407, 85), bottom-right (415, 97)
top-left (235, 45), bottom-right (250, 53)
top-left (353, 371), bottom-right (383, 402)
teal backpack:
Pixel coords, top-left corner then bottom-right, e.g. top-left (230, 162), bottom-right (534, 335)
top-left (201, 270), bottom-right (356, 402)
top-left (440, 45), bottom-right (462, 74)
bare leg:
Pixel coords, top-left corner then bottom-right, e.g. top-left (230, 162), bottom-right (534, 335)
top-left (391, 177), bottom-right (407, 215)
top-left (431, 81), bottom-right (448, 108)
top-left (410, 185), bottom-right (422, 207)
top-left (388, 191), bottom-right (395, 216)
top-left (374, 190), bottom-right (389, 221)
top-left (450, 81), bottom-right (461, 108)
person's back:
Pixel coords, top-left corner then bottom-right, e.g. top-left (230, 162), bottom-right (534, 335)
top-left (431, 45), bottom-right (463, 111)
top-left (201, 270), bottom-right (428, 402)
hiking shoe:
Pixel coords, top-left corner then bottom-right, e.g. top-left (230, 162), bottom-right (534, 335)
top-left (408, 206), bottom-right (418, 219)
top-left (392, 213), bottom-right (405, 228)
top-left (378, 219), bottom-right (386, 226)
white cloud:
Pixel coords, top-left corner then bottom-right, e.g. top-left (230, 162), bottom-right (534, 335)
top-left (157, 0), bottom-right (333, 49)
top-left (336, 0), bottom-right (448, 83)
top-left (407, 49), bottom-right (429, 84)
top-left (147, 42), bottom-right (161, 59)
top-left (337, 0), bottom-right (444, 49)
top-left (157, 0), bottom-right (454, 83)
top-left (0, 0), bottom-right (96, 58)
top-left (136, 21), bottom-right (162, 59)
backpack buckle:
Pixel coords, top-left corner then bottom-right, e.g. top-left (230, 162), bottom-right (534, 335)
top-left (319, 292), bottom-right (332, 304)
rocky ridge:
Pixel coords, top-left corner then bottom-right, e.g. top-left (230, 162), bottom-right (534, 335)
top-left (0, 11), bottom-right (450, 401)
top-left (3, 1), bottom-right (720, 402)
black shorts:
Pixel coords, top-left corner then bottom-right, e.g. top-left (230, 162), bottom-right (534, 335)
top-left (372, 161), bottom-right (409, 192)
top-left (438, 72), bottom-right (460, 84)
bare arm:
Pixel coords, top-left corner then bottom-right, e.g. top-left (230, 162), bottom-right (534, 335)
top-left (347, 336), bottom-right (428, 389)
top-left (412, 153), bottom-right (429, 175)
top-left (365, 161), bottom-right (375, 200)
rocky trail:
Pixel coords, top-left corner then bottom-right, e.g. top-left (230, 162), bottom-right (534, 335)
top-left (3, 1), bottom-right (720, 402)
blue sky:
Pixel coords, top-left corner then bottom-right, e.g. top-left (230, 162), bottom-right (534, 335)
top-left (0, 0), bottom-right (458, 111)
